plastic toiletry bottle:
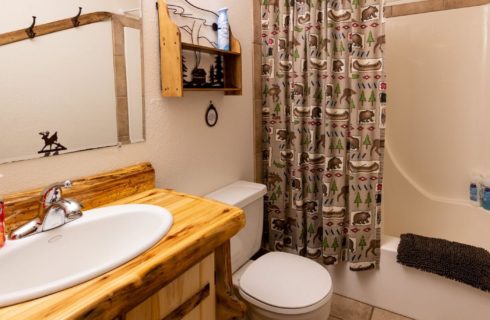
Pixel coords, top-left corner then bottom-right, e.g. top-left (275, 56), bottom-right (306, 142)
top-left (481, 178), bottom-right (490, 210)
top-left (469, 173), bottom-right (482, 206)
top-left (0, 196), bottom-right (5, 248)
top-left (217, 8), bottom-right (230, 51)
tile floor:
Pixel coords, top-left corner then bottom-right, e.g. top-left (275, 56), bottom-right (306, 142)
top-left (329, 294), bottom-right (413, 320)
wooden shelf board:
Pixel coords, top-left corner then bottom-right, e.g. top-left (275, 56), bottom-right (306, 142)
top-left (182, 43), bottom-right (240, 56)
top-left (184, 88), bottom-right (241, 92)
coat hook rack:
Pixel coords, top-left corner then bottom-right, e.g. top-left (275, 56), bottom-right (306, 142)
top-left (71, 7), bottom-right (82, 27)
top-left (25, 16), bottom-right (37, 39)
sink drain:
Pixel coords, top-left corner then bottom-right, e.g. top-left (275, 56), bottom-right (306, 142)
top-left (48, 235), bottom-right (63, 243)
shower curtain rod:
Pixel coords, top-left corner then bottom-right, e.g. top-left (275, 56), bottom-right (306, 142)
top-left (385, 0), bottom-right (490, 18)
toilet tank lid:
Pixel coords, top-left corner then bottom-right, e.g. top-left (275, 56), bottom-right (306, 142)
top-left (240, 252), bottom-right (332, 310)
top-left (205, 181), bottom-right (267, 208)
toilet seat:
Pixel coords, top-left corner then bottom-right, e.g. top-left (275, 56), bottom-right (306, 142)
top-left (239, 252), bottom-right (333, 315)
top-left (239, 286), bottom-right (333, 315)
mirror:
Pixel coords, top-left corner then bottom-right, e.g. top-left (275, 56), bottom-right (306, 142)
top-left (0, 0), bottom-right (143, 164)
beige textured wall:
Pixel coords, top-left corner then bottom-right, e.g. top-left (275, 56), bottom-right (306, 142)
top-left (0, 0), bottom-right (254, 196)
top-left (383, 5), bottom-right (490, 250)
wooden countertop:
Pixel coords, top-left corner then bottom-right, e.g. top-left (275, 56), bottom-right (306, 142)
top-left (0, 188), bottom-right (245, 320)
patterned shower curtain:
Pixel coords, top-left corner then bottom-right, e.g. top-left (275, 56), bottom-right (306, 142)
top-left (262, 0), bottom-right (386, 271)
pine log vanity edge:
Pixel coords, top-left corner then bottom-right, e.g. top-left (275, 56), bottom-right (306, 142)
top-left (0, 163), bottom-right (246, 320)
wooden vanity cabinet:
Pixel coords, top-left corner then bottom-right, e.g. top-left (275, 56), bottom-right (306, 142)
top-left (124, 240), bottom-right (245, 320)
top-left (126, 254), bottom-right (216, 320)
top-left (1, 164), bottom-right (246, 320)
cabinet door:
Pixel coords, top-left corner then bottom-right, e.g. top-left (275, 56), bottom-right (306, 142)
top-left (126, 254), bottom-right (215, 320)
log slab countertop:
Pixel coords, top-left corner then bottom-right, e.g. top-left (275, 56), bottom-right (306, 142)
top-left (0, 188), bottom-right (245, 320)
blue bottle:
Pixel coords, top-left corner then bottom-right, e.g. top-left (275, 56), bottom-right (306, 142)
top-left (469, 174), bottom-right (482, 206)
top-left (217, 8), bottom-right (230, 51)
top-left (470, 182), bottom-right (479, 201)
top-left (481, 179), bottom-right (490, 210)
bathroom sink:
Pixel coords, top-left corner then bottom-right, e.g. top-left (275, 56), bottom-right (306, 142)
top-left (0, 204), bottom-right (173, 307)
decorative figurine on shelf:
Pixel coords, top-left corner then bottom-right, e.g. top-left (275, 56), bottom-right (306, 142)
top-left (209, 65), bottom-right (215, 84)
top-left (190, 67), bottom-right (207, 87)
top-left (183, 51), bottom-right (224, 88)
top-left (187, 49), bottom-right (208, 88)
top-left (213, 55), bottom-right (224, 86)
top-left (185, 56), bottom-right (224, 88)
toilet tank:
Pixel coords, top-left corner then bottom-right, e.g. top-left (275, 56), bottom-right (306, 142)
top-left (206, 181), bottom-right (267, 273)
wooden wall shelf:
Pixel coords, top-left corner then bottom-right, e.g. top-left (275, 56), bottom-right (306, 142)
top-left (184, 88), bottom-right (241, 92)
top-left (157, 0), bottom-right (242, 97)
top-left (182, 43), bottom-right (240, 56)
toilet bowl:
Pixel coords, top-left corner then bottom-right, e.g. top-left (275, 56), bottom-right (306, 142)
top-left (206, 181), bottom-right (333, 320)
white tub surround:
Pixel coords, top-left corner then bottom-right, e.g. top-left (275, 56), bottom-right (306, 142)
top-left (327, 236), bottom-right (490, 320)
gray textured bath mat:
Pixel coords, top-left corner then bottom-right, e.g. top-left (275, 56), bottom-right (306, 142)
top-left (397, 233), bottom-right (490, 292)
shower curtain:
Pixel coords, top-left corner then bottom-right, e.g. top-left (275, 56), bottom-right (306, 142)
top-left (262, 0), bottom-right (386, 271)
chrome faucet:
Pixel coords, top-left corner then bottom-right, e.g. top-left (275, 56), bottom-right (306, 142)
top-left (9, 180), bottom-right (83, 240)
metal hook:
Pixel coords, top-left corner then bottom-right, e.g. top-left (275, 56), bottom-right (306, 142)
top-left (71, 7), bottom-right (82, 27)
top-left (25, 16), bottom-right (36, 39)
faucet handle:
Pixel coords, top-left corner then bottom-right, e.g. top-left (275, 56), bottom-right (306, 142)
top-left (41, 180), bottom-right (73, 208)
top-left (9, 218), bottom-right (42, 240)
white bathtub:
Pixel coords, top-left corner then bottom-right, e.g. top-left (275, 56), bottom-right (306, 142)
top-left (326, 236), bottom-right (490, 320)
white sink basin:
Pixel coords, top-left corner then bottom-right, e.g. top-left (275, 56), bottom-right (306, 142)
top-left (0, 204), bottom-right (173, 307)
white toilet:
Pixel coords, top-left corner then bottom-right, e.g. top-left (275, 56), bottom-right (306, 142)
top-left (206, 181), bottom-right (333, 320)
